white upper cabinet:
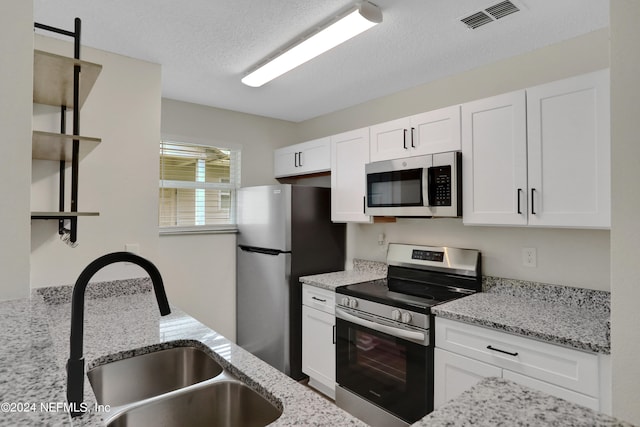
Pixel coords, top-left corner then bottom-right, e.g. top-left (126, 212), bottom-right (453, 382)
top-left (274, 137), bottom-right (330, 178)
top-left (331, 128), bottom-right (372, 223)
top-left (369, 105), bottom-right (461, 162)
top-left (462, 90), bottom-right (528, 226)
top-left (462, 70), bottom-right (610, 229)
top-left (526, 70), bottom-right (610, 228)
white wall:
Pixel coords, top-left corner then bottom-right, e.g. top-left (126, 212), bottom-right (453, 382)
top-left (0, 1), bottom-right (33, 300)
top-left (30, 35), bottom-right (162, 287)
top-left (159, 99), bottom-right (297, 340)
top-left (610, 1), bottom-right (640, 424)
top-left (295, 29), bottom-right (612, 291)
top-left (161, 99), bottom-right (298, 187)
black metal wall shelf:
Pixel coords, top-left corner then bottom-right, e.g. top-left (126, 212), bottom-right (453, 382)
top-left (32, 131), bottom-right (101, 161)
top-left (33, 50), bottom-right (101, 109)
top-left (31, 18), bottom-right (101, 246)
top-left (31, 212), bottom-right (100, 219)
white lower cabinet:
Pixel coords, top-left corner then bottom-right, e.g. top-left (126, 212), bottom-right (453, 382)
top-left (434, 348), bottom-right (501, 408)
top-left (301, 285), bottom-right (336, 399)
top-left (434, 317), bottom-right (609, 412)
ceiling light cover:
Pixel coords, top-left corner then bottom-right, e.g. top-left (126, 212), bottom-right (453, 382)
top-left (242, 2), bottom-right (383, 88)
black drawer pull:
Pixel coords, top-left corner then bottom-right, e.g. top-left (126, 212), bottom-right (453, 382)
top-left (311, 296), bottom-right (327, 303)
top-left (487, 345), bottom-right (519, 357)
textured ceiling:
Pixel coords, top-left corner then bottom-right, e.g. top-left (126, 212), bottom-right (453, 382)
top-left (33, 0), bottom-right (609, 122)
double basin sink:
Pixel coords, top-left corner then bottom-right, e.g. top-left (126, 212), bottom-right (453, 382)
top-left (87, 344), bottom-right (282, 426)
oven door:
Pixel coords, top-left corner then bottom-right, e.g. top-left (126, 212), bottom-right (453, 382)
top-left (335, 309), bottom-right (433, 424)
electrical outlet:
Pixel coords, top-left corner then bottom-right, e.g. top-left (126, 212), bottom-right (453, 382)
top-left (522, 247), bottom-right (537, 267)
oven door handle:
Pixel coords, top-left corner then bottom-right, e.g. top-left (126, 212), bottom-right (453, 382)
top-left (336, 307), bottom-right (427, 345)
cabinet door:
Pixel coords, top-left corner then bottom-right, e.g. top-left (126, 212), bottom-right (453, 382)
top-left (369, 117), bottom-right (411, 162)
top-left (302, 305), bottom-right (336, 399)
top-left (274, 145), bottom-right (298, 178)
top-left (331, 128), bottom-right (372, 223)
top-left (462, 90), bottom-right (528, 226)
top-left (411, 105), bottom-right (461, 155)
top-left (526, 70), bottom-right (610, 228)
top-left (274, 137), bottom-right (330, 178)
top-left (298, 137), bottom-right (331, 175)
top-left (434, 348), bottom-right (501, 409)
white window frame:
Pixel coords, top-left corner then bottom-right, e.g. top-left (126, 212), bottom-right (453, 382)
top-left (159, 135), bottom-right (241, 235)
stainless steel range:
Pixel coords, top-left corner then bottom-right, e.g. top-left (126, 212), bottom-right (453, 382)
top-left (335, 243), bottom-right (481, 427)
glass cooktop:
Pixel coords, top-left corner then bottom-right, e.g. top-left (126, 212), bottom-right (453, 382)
top-left (336, 279), bottom-right (470, 314)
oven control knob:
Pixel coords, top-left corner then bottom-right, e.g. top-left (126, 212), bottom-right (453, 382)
top-left (391, 309), bottom-right (401, 321)
top-left (340, 297), bottom-right (350, 307)
top-left (348, 299), bottom-right (358, 309)
top-left (401, 312), bottom-right (412, 323)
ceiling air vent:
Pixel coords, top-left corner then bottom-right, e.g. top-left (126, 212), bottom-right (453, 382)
top-left (485, 1), bottom-right (520, 19)
top-left (460, 0), bottom-right (521, 29)
top-left (460, 11), bottom-right (494, 29)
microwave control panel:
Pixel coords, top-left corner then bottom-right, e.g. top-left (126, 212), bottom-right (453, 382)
top-left (429, 165), bottom-right (452, 206)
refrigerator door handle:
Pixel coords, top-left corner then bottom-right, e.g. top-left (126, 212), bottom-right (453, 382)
top-left (238, 245), bottom-right (289, 256)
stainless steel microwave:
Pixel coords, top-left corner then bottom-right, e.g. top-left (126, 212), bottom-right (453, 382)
top-left (365, 151), bottom-right (462, 217)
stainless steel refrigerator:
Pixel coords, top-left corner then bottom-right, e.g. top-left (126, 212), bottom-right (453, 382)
top-left (236, 184), bottom-right (345, 380)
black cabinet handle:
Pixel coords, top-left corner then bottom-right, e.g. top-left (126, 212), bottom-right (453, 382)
top-left (294, 152), bottom-right (299, 167)
top-left (333, 325), bottom-right (336, 344)
top-left (311, 296), bottom-right (326, 303)
top-left (487, 345), bottom-right (519, 357)
top-left (531, 188), bottom-right (537, 215)
top-left (363, 196), bottom-right (366, 214)
top-left (298, 151), bottom-right (303, 167)
top-left (403, 129), bottom-right (408, 149)
top-left (517, 188), bottom-right (522, 214)
top-left (410, 127), bottom-right (416, 148)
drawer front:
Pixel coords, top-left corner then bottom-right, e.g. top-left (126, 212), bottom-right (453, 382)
top-left (302, 284), bottom-right (335, 315)
top-left (435, 317), bottom-right (599, 397)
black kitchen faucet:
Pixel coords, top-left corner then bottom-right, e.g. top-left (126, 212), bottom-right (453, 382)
top-left (66, 252), bottom-right (171, 417)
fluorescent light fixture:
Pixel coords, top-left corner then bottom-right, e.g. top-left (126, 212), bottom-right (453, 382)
top-left (241, 2), bottom-right (383, 87)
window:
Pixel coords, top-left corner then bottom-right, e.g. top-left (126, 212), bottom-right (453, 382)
top-left (159, 139), bottom-right (240, 233)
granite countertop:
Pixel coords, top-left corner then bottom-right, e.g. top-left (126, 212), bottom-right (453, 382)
top-left (418, 377), bottom-right (631, 427)
top-left (1, 269), bottom-right (620, 427)
top-left (299, 259), bottom-right (387, 291)
top-left (0, 279), bottom-right (367, 427)
top-left (431, 277), bottom-right (611, 354)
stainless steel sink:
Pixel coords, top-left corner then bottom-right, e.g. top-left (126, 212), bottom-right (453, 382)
top-left (88, 346), bottom-right (224, 407)
top-left (106, 380), bottom-right (282, 427)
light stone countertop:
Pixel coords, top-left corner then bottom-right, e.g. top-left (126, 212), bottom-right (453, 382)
top-left (1, 269), bottom-right (621, 426)
top-left (0, 279), bottom-right (367, 427)
top-left (299, 258), bottom-right (387, 291)
top-left (432, 277), bottom-right (611, 354)
top-left (418, 377), bottom-right (631, 427)
top-left (300, 270), bottom-right (386, 291)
